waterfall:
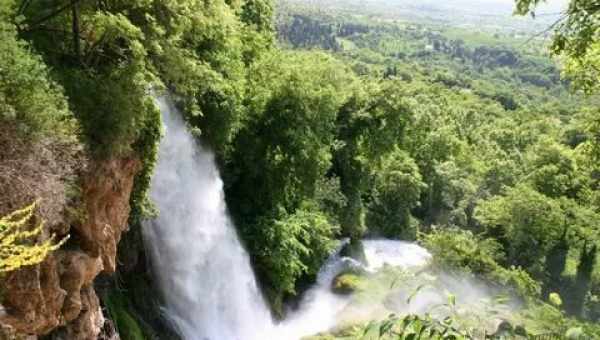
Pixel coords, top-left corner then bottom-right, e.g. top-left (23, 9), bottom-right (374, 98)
top-left (142, 97), bottom-right (273, 340)
top-left (142, 96), bottom-right (437, 340)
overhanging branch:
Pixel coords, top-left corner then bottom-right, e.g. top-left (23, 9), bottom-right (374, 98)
top-left (20, 0), bottom-right (85, 31)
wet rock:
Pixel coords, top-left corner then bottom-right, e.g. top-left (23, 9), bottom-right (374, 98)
top-left (331, 272), bottom-right (363, 295)
top-left (339, 240), bottom-right (367, 266)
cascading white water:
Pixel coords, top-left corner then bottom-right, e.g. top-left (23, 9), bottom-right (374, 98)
top-left (142, 97), bottom-right (273, 340)
top-left (143, 96), bottom-right (440, 340)
top-left (274, 240), bottom-right (432, 339)
top-left (275, 242), bottom-right (360, 339)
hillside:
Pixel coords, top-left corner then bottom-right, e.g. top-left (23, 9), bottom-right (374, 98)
top-left (0, 0), bottom-right (598, 339)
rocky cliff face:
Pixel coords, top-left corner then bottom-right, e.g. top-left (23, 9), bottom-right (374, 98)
top-left (0, 154), bottom-right (141, 340)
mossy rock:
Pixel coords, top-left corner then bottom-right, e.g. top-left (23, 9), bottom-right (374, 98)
top-left (104, 292), bottom-right (146, 340)
top-left (331, 273), bottom-right (363, 295)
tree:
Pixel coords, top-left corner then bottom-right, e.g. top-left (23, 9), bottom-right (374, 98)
top-left (525, 138), bottom-right (581, 199)
top-left (515, 0), bottom-right (600, 93)
top-left (0, 11), bottom-right (74, 138)
top-left (225, 51), bottom-right (353, 310)
top-left (0, 202), bottom-right (64, 273)
top-left (366, 148), bottom-right (425, 239)
top-left (228, 51), bottom-right (352, 221)
top-left (568, 242), bottom-right (598, 316)
top-left (476, 184), bottom-right (564, 270)
top-left (248, 204), bottom-right (337, 316)
top-left (543, 228), bottom-right (569, 299)
top-left (334, 80), bottom-right (413, 239)
top-left (241, 0), bottom-right (274, 33)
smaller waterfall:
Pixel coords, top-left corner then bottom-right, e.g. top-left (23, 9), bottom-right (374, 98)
top-left (362, 240), bottom-right (432, 271)
top-left (275, 243), bottom-right (360, 339)
top-left (143, 97), bottom-right (273, 340)
top-left (274, 240), bottom-right (432, 339)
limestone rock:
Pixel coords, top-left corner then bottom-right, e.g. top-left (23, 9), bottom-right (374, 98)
top-left (75, 157), bottom-right (141, 273)
top-left (58, 252), bottom-right (104, 322)
top-left (63, 286), bottom-right (104, 340)
top-left (0, 257), bottom-right (65, 334)
top-left (0, 155), bottom-right (141, 339)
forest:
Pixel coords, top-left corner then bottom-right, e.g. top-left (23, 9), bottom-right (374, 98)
top-left (0, 0), bottom-right (599, 339)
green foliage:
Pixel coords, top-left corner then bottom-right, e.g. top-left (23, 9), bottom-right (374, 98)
top-left (367, 149), bottom-right (425, 239)
top-left (104, 291), bottom-right (146, 340)
top-left (549, 292), bottom-right (563, 307)
top-left (362, 314), bottom-right (473, 339)
top-left (241, 0), bottom-right (274, 33)
top-left (248, 204), bottom-right (338, 314)
top-left (515, 0), bottom-right (600, 93)
top-left (11, 1), bottom-right (161, 155)
top-left (61, 68), bottom-right (156, 156)
top-left (153, 0), bottom-right (252, 155)
top-left (423, 228), bottom-right (541, 300)
top-left (569, 243), bottom-right (598, 316)
top-left (423, 228), bottom-right (505, 275)
top-left (543, 230), bottom-right (569, 298)
top-left (0, 202), bottom-right (65, 273)
top-left (516, 302), bottom-right (600, 338)
top-left (314, 176), bottom-right (348, 225)
top-left (229, 50), bottom-right (352, 219)
top-left (334, 80), bottom-right (414, 239)
top-left (476, 184), bottom-right (564, 270)
top-left (525, 138), bottom-right (581, 198)
top-left (0, 17), bottom-right (74, 138)
top-left (8, 0), bottom-right (270, 157)
top-left (225, 51), bottom-right (354, 309)
top-left (128, 99), bottom-right (162, 228)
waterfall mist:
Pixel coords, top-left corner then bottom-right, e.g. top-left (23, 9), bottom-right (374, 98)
top-left (142, 97), bottom-right (273, 340)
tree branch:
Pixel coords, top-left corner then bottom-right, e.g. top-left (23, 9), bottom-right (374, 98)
top-left (17, 0), bottom-right (33, 15)
top-left (520, 13), bottom-right (568, 47)
top-left (20, 0), bottom-right (85, 31)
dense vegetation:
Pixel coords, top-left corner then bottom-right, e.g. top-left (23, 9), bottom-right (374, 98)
top-left (1, 0), bottom-right (599, 338)
top-left (271, 4), bottom-right (600, 330)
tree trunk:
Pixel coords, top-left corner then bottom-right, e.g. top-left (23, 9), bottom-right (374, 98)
top-left (72, 2), bottom-right (81, 63)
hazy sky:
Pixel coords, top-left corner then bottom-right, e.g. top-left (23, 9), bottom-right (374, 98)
top-left (370, 0), bottom-right (569, 17)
